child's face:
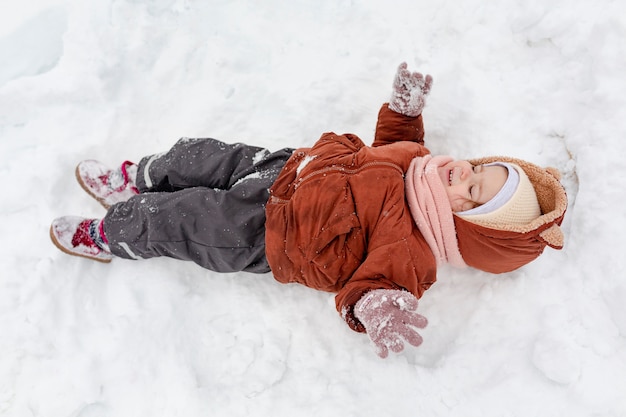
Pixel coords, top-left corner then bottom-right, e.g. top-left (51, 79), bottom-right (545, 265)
top-left (437, 160), bottom-right (508, 212)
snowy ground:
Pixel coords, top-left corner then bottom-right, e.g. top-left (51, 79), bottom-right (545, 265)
top-left (1, 0), bottom-right (625, 416)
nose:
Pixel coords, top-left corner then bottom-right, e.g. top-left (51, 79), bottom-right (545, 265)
top-left (459, 166), bottom-right (471, 181)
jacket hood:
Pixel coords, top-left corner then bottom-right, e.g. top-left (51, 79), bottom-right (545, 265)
top-left (454, 156), bottom-right (568, 274)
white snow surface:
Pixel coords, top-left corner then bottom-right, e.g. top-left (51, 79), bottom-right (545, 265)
top-left (1, 1), bottom-right (626, 416)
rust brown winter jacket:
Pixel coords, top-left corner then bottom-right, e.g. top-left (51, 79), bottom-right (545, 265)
top-left (265, 104), bottom-right (567, 332)
top-left (265, 104), bottom-right (432, 332)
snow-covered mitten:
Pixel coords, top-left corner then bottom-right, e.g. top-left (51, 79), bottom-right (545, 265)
top-left (388, 62), bottom-right (433, 117)
top-left (354, 289), bottom-right (427, 358)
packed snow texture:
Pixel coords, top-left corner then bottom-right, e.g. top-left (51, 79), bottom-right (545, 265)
top-left (1, 1), bottom-right (625, 416)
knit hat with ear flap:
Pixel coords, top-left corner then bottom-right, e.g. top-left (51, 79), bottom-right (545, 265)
top-left (454, 156), bottom-right (568, 274)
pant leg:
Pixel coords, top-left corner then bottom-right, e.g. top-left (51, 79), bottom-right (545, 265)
top-left (136, 137), bottom-right (290, 192)
top-left (103, 141), bottom-right (293, 273)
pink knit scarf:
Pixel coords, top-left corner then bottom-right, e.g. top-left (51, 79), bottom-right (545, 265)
top-left (405, 155), bottom-right (467, 268)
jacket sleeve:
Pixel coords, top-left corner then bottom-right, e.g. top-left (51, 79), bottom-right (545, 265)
top-left (334, 239), bottom-right (436, 333)
top-left (372, 103), bottom-right (425, 147)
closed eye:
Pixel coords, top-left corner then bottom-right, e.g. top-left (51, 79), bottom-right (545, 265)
top-left (469, 165), bottom-right (479, 200)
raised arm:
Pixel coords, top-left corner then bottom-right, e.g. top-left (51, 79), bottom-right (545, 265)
top-left (373, 62), bottom-right (433, 147)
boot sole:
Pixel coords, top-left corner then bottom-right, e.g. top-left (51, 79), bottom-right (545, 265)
top-left (49, 225), bottom-right (112, 263)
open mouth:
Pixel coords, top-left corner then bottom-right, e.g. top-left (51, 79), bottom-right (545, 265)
top-left (438, 166), bottom-right (452, 187)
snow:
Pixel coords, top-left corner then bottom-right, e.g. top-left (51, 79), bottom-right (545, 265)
top-left (296, 155), bottom-right (317, 176)
top-left (1, 0), bottom-right (625, 416)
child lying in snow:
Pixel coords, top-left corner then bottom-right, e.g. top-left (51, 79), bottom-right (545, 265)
top-left (50, 63), bottom-right (568, 358)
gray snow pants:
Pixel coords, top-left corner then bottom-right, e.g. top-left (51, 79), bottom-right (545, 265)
top-left (102, 138), bottom-right (294, 273)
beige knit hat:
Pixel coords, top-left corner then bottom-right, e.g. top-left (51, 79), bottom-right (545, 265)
top-left (459, 163), bottom-right (541, 227)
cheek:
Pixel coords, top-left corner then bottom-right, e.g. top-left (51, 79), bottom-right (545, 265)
top-left (459, 201), bottom-right (476, 212)
top-left (445, 188), bottom-right (475, 212)
top-left (444, 189), bottom-right (465, 212)
top-left (451, 201), bottom-right (473, 212)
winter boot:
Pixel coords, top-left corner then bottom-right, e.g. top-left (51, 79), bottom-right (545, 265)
top-left (76, 160), bottom-right (139, 209)
top-left (50, 216), bottom-right (113, 263)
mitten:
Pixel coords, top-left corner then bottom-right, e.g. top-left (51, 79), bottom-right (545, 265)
top-left (354, 289), bottom-right (428, 358)
top-left (388, 62), bottom-right (433, 117)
